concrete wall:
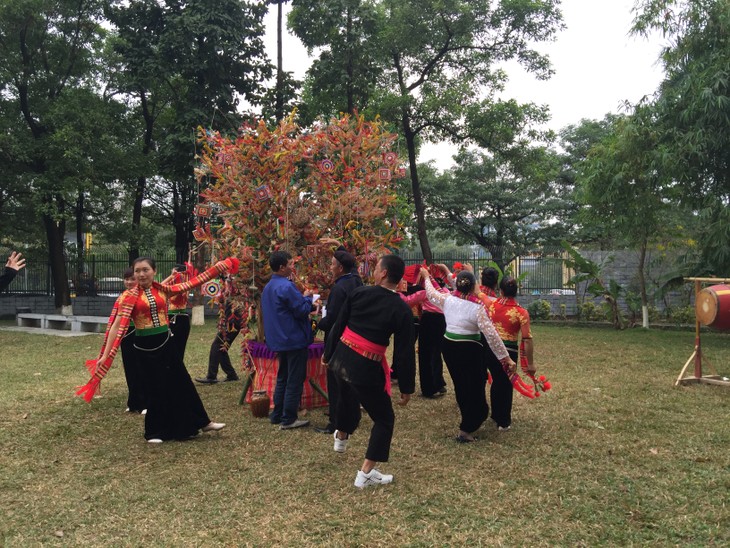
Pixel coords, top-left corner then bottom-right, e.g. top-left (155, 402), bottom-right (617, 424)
top-left (0, 295), bottom-right (220, 320)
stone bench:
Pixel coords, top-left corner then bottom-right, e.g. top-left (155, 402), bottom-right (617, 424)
top-left (17, 313), bottom-right (108, 333)
top-left (16, 313), bottom-right (45, 328)
top-left (70, 315), bottom-right (108, 333)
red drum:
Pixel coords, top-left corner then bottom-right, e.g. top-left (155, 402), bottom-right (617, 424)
top-left (695, 284), bottom-right (730, 330)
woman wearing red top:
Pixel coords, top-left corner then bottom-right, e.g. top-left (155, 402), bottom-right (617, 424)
top-left (480, 266), bottom-right (499, 299)
top-left (486, 276), bottom-right (535, 430)
top-left (86, 256), bottom-right (238, 443)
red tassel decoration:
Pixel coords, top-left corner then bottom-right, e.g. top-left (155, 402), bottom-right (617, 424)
top-left (75, 376), bottom-right (101, 403)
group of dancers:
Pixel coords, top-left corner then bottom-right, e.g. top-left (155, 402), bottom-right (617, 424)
top-left (77, 245), bottom-right (536, 489)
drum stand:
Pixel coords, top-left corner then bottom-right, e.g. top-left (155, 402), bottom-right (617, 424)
top-left (676, 278), bottom-right (730, 387)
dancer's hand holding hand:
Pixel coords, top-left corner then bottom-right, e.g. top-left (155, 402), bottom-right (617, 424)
top-left (397, 393), bottom-right (411, 406)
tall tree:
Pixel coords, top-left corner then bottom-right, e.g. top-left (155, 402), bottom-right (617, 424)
top-left (578, 107), bottom-right (677, 328)
top-left (422, 146), bottom-right (568, 270)
top-left (0, 0), bottom-right (113, 312)
top-left (557, 115), bottom-right (620, 246)
top-left (633, 0), bottom-right (730, 272)
top-left (289, 0), bottom-right (383, 122)
top-left (108, 0), bottom-right (270, 262)
top-left (291, 0), bottom-right (564, 262)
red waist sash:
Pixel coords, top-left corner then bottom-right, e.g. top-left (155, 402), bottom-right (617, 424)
top-left (340, 326), bottom-right (392, 396)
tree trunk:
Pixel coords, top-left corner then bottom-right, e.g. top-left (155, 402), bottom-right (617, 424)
top-left (638, 238), bottom-right (649, 329)
top-left (43, 212), bottom-right (72, 313)
top-left (346, 6), bottom-right (354, 114)
top-left (75, 191), bottom-right (85, 278)
top-left (130, 91), bottom-right (155, 263)
top-left (402, 121), bottom-right (432, 263)
top-left (275, 0), bottom-right (284, 122)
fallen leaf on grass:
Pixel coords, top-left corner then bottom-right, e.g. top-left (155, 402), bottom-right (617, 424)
top-left (22, 413), bottom-right (28, 419)
top-left (649, 448), bottom-right (658, 455)
top-left (54, 531), bottom-right (64, 538)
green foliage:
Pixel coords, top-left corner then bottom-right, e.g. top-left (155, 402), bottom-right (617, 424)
top-left (422, 147), bottom-right (571, 270)
top-left (667, 305), bottom-right (695, 327)
top-left (632, 1), bottom-right (730, 272)
top-left (562, 242), bottom-right (624, 328)
top-left (527, 299), bottom-right (552, 320)
top-left (289, 0), bottom-right (565, 260)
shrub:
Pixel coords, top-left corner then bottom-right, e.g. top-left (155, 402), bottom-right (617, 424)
top-left (527, 299), bottom-right (552, 320)
top-left (579, 301), bottom-right (597, 321)
top-left (667, 305), bottom-right (695, 326)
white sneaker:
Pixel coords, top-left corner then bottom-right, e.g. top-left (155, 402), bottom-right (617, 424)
top-left (333, 430), bottom-right (348, 453)
top-left (498, 425), bottom-right (511, 431)
top-left (125, 407), bottom-right (131, 413)
top-left (354, 469), bottom-right (393, 489)
top-left (202, 422), bottom-right (226, 432)
top-left (141, 409), bottom-right (147, 415)
top-left (147, 438), bottom-right (163, 444)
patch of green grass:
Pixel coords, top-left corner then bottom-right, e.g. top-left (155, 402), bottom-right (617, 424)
top-left (0, 321), bottom-right (728, 545)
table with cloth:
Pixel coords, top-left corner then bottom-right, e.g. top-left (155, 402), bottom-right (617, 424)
top-left (243, 340), bottom-right (328, 409)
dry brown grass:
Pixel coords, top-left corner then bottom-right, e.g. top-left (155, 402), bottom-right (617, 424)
top-left (0, 321), bottom-right (729, 546)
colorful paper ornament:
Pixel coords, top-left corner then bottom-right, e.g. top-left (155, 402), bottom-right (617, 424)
top-left (319, 159), bottom-right (335, 173)
top-left (216, 152), bottom-right (232, 165)
top-left (383, 152), bottom-right (398, 165)
top-left (202, 280), bottom-right (222, 298)
top-left (254, 184), bottom-right (273, 201)
top-left (378, 167), bottom-right (392, 181)
top-left (194, 204), bottom-right (211, 218)
top-left (397, 167), bottom-right (407, 178)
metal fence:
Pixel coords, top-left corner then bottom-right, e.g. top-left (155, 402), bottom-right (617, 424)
top-left (397, 248), bottom-right (575, 296)
top-left (1, 247), bottom-right (575, 297)
top-left (0, 249), bottom-right (178, 296)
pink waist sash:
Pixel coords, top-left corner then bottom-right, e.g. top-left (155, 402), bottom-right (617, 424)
top-left (340, 326), bottom-right (391, 395)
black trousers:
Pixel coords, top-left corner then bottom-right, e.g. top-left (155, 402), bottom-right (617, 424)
top-left (135, 331), bottom-right (210, 441)
top-left (418, 311), bottom-right (446, 396)
top-left (206, 329), bottom-right (240, 380)
top-left (442, 337), bottom-right (489, 433)
top-left (485, 346), bottom-right (515, 428)
top-left (120, 329), bottom-right (146, 412)
top-left (391, 316), bottom-right (419, 381)
top-left (332, 345), bottom-right (395, 463)
top-left (169, 313), bottom-right (191, 361)
top-left (323, 366), bottom-right (339, 429)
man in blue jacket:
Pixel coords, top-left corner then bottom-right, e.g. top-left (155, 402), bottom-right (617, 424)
top-left (261, 251), bottom-right (314, 429)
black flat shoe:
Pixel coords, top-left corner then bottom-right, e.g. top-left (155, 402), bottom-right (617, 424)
top-left (313, 425), bottom-right (334, 434)
top-left (222, 376), bottom-right (239, 382)
top-left (195, 377), bottom-right (218, 384)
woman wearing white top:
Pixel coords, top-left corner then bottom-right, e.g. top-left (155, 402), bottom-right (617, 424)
top-left (421, 267), bottom-right (515, 442)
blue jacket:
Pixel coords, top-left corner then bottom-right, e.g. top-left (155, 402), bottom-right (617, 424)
top-left (261, 274), bottom-right (313, 351)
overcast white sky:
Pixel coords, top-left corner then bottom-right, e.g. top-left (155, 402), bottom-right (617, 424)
top-left (263, 0), bottom-right (667, 170)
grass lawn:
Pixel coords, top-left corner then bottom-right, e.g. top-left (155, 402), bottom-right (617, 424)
top-left (0, 320), bottom-right (728, 546)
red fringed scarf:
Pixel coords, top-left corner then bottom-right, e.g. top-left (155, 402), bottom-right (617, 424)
top-left (76, 287), bottom-right (139, 401)
top-left (76, 257), bottom-right (239, 402)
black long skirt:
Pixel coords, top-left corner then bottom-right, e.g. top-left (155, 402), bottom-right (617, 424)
top-left (134, 331), bottom-right (210, 441)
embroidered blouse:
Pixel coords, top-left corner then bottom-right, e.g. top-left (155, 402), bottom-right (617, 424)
top-left (423, 277), bottom-right (509, 361)
top-left (489, 297), bottom-right (532, 342)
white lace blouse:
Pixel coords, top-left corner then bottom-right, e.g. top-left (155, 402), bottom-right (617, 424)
top-left (423, 276), bottom-right (509, 361)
